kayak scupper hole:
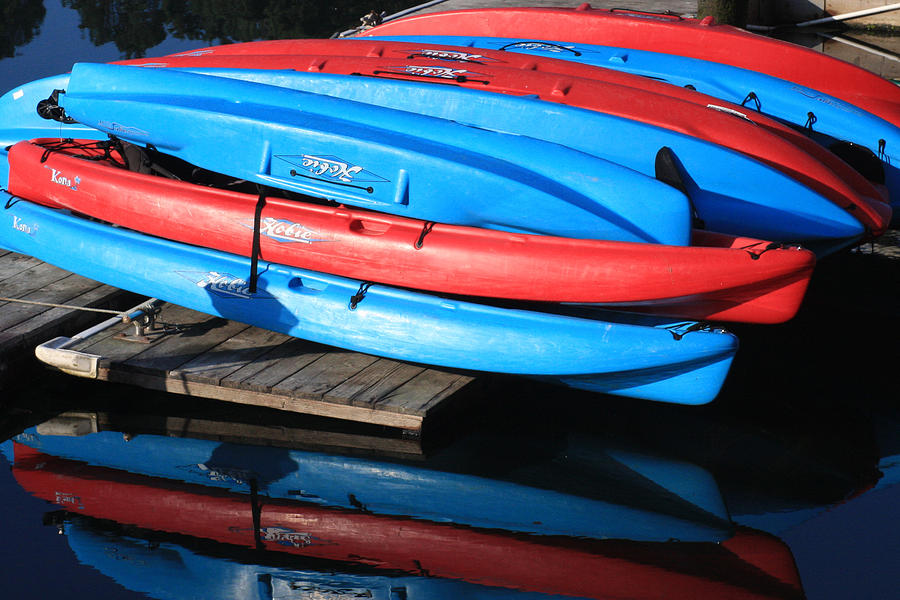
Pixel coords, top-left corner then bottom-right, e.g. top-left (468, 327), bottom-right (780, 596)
top-left (288, 277), bottom-right (328, 293)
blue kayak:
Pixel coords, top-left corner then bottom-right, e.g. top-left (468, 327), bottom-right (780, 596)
top-left (175, 65), bottom-right (866, 250)
top-left (0, 73), bottom-right (111, 187)
top-left (52, 62), bottom-right (692, 245)
top-left (13, 427), bottom-right (732, 541)
top-left (367, 35), bottom-right (900, 224)
top-left (0, 196), bottom-right (737, 404)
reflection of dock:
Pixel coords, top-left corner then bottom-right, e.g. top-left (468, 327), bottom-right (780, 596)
top-left (1, 252), bottom-right (475, 434)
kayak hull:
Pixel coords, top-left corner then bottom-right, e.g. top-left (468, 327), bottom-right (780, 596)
top-left (96, 62), bottom-right (864, 251)
top-left (55, 62), bottom-right (692, 246)
top-left (365, 34), bottom-right (900, 227)
top-left (8, 138), bottom-right (815, 323)
top-left (359, 5), bottom-right (900, 128)
top-left (0, 196), bottom-right (738, 404)
top-left (115, 38), bottom-right (889, 237)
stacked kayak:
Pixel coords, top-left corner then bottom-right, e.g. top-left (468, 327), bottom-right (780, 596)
top-left (358, 6), bottom-right (900, 221)
top-left (46, 63), bottom-right (866, 253)
top-left (43, 63), bottom-right (691, 245)
top-left (5, 6), bottom-right (897, 405)
top-left (356, 4), bottom-right (900, 127)
top-left (116, 38), bottom-right (890, 242)
top-left (8, 138), bottom-right (814, 323)
top-left (0, 193), bottom-right (738, 405)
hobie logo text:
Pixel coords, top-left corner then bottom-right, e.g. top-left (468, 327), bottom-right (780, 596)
top-left (403, 65), bottom-right (468, 79)
top-left (257, 217), bottom-right (327, 243)
top-left (301, 155), bottom-right (363, 183)
top-left (197, 272), bottom-right (253, 298)
top-left (507, 41), bottom-right (578, 53)
top-left (418, 48), bottom-right (486, 61)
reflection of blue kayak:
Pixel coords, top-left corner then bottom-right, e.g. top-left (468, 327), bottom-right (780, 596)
top-left (16, 448), bottom-right (800, 599)
top-left (52, 62), bottom-right (691, 245)
top-left (61, 516), bottom-right (549, 600)
top-left (56, 513), bottom-right (801, 600)
top-left (175, 66), bottom-right (866, 250)
top-left (15, 426), bottom-right (732, 541)
top-left (368, 35), bottom-right (900, 222)
top-left (0, 196), bottom-right (738, 404)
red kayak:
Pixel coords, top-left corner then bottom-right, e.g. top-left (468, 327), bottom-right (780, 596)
top-left (12, 444), bottom-right (805, 600)
top-left (359, 3), bottom-right (900, 129)
top-left (7, 138), bottom-right (817, 324)
top-left (118, 38), bottom-right (890, 236)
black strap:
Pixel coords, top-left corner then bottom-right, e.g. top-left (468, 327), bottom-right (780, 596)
top-left (740, 241), bottom-right (785, 260)
top-left (369, 69), bottom-right (490, 85)
top-left (740, 91), bottom-right (761, 112)
top-left (666, 321), bottom-right (711, 341)
top-left (415, 221), bottom-right (435, 249)
top-left (249, 187), bottom-right (267, 294)
top-left (349, 282), bottom-right (373, 310)
top-left (804, 112), bottom-right (817, 132)
top-left (249, 478), bottom-right (264, 551)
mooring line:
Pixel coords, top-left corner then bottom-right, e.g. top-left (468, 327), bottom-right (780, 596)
top-left (0, 296), bottom-right (126, 316)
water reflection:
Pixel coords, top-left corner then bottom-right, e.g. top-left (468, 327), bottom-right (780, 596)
top-left (9, 433), bottom-right (804, 599)
top-left (0, 1), bottom-right (46, 58)
top-left (0, 0), bottom-right (411, 60)
top-left (11, 413), bottom-right (736, 542)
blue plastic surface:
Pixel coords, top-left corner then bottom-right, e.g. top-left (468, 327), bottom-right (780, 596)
top-left (182, 66), bottom-right (867, 247)
top-left (0, 196), bottom-right (737, 404)
top-left (367, 35), bottom-right (900, 222)
top-left (57, 63), bottom-right (693, 245)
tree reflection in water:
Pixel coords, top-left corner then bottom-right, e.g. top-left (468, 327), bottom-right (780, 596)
top-left (1, 0), bottom-right (47, 58)
top-left (9, 0), bottom-right (410, 59)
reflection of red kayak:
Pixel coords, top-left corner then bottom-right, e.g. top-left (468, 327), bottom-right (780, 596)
top-left (12, 444), bottom-right (804, 600)
top-left (358, 5), bottom-right (900, 129)
top-left (117, 38), bottom-right (890, 236)
top-left (8, 138), bottom-right (816, 323)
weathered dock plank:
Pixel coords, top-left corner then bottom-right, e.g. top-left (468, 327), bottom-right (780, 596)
top-left (0, 252), bottom-right (136, 388)
top-left (45, 301), bottom-right (477, 433)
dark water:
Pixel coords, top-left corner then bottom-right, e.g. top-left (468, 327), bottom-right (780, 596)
top-left (1, 2), bottom-right (899, 599)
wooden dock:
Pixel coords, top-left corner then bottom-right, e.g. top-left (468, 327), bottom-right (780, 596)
top-left (44, 301), bottom-right (476, 433)
top-left (1, 251), bottom-right (476, 434)
top-left (0, 249), bottom-right (137, 388)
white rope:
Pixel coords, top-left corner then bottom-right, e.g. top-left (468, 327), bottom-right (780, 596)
top-left (797, 2), bottom-right (900, 28)
top-left (0, 296), bottom-right (126, 316)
